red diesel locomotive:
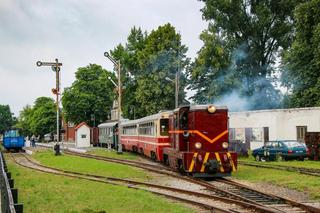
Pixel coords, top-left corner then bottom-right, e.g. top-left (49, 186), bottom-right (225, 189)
top-left (120, 105), bottom-right (237, 177)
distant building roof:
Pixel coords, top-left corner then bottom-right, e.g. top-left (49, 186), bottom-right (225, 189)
top-left (75, 122), bottom-right (90, 130)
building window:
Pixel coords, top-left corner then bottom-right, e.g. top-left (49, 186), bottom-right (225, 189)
top-left (296, 126), bottom-right (307, 142)
top-left (81, 134), bottom-right (87, 138)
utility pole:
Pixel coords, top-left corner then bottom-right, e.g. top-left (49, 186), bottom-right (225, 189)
top-left (104, 52), bottom-right (122, 154)
top-left (36, 59), bottom-right (62, 146)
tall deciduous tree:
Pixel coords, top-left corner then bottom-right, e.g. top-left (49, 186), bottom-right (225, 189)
top-left (111, 27), bottom-right (147, 119)
top-left (111, 24), bottom-right (189, 118)
top-left (281, 0), bottom-right (320, 107)
top-left (29, 97), bottom-right (56, 136)
top-left (15, 105), bottom-right (33, 136)
top-left (0, 105), bottom-right (13, 134)
top-left (190, 0), bottom-right (301, 109)
top-left (62, 64), bottom-right (115, 125)
top-left (15, 97), bottom-right (56, 137)
top-left (135, 23), bottom-right (188, 116)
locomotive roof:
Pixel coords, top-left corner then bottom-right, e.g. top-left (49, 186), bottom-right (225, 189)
top-left (174, 104), bottom-right (228, 112)
top-left (121, 111), bottom-right (172, 126)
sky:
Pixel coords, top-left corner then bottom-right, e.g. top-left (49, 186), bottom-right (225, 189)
top-left (0, 0), bottom-right (207, 116)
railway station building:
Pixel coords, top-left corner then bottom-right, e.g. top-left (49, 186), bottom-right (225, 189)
top-left (228, 107), bottom-right (320, 151)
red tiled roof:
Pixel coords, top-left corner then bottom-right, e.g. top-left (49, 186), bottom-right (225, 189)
top-left (74, 122), bottom-right (90, 130)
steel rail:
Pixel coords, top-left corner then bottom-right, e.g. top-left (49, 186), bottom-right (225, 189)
top-left (8, 153), bottom-right (240, 213)
top-left (64, 150), bottom-right (319, 213)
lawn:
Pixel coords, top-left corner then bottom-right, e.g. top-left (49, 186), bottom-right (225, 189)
top-left (239, 154), bottom-right (320, 170)
top-left (32, 150), bottom-right (150, 181)
top-left (87, 148), bottom-right (139, 160)
top-left (6, 158), bottom-right (194, 213)
top-left (233, 164), bottom-right (320, 200)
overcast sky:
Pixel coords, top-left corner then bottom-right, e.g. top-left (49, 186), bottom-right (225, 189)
top-left (0, 0), bottom-right (207, 116)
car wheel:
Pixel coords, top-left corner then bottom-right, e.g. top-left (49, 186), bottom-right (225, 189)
top-left (255, 155), bottom-right (260, 161)
top-left (260, 156), bottom-right (266, 162)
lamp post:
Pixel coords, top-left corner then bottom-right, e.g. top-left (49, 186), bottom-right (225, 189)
top-left (36, 59), bottom-right (62, 146)
top-left (104, 51), bottom-right (122, 153)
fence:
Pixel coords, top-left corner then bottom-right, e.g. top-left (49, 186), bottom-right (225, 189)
top-left (0, 152), bottom-right (23, 213)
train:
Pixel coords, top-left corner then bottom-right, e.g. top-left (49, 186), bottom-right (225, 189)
top-left (99, 105), bottom-right (237, 177)
top-left (2, 129), bottom-right (25, 150)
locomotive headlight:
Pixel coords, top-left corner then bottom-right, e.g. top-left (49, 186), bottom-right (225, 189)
top-left (195, 142), bottom-right (202, 149)
top-left (222, 142), bottom-right (229, 149)
top-left (208, 105), bottom-right (216, 113)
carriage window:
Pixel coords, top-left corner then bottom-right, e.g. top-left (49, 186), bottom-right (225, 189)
top-left (123, 125), bottom-right (137, 135)
top-left (139, 122), bottom-right (155, 136)
top-left (160, 119), bottom-right (169, 136)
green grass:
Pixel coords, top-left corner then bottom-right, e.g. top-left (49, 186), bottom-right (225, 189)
top-left (87, 148), bottom-right (139, 160)
top-left (239, 155), bottom-right (320, 170)
top-left (7, 159), bottom-right (194, 213)
top-left (233, 165), bottom-right (320, 200)
top-left (32, 150), bottom-right (149, 181)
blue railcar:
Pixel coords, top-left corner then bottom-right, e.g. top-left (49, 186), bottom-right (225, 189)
top-left (3, 129), bottom-right (25, 150)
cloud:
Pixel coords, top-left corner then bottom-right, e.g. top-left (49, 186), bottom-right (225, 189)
top-left (0, 0), bottom-right (206, 116)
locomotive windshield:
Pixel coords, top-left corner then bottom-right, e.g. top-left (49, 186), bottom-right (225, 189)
top-left (160, 119), bottom-right (169, 136)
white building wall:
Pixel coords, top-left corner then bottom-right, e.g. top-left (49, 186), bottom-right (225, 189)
top-left (229, 107), bottom-right (320, 143)
top-left (75, 125), bottom-right (91, 148)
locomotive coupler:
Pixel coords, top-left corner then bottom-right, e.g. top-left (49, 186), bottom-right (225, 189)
top-left (205, 159), bottom-right (220, 173)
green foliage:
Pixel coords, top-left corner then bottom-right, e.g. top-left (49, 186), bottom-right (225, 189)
top-left (61, 64), bottom-right (115, 126)
top-left (16, 97), bottom-right (56, 137)
top-left (281, 0), bottom-right (320, 107)
top-left (30, 97), bottom-right (56, 136)
top-left (0, 104), bottom-right (13, 134)
top-left (190, 0), bottom-right (301, 109)
top-left (15, 105), bottom-right (33, 136)
top-left (111, 24), bottom-right (189, 118)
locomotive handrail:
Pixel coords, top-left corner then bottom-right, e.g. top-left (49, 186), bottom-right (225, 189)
top-left (0, 152), bottom-right (23, 213)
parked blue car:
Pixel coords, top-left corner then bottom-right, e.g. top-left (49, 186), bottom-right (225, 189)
top-left (252, 140), bottom-right (308, 161)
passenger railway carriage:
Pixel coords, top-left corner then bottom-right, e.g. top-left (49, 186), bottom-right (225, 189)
top-left (120, 111), bottom-right (171, 160)
top-left (98, 122), bottom-right (118, 148)
top-left (118, 105), bottom-right (237, 177)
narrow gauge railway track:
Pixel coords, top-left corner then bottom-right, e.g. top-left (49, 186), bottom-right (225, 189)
top-left (8, 152), bottom-right (274, 213)
top-left (63, 150), bottom-right (319, 213)
top-left (238, 161), bottom-right (320, 177)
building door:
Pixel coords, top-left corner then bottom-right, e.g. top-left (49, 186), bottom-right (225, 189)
top-left (296, 126), bottom-right (307, 142)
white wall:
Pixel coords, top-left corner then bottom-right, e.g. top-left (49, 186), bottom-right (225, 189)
top-left (229, 107), bottom-right (320, 141)
top-left (75, 125), bottom-right (91, 148)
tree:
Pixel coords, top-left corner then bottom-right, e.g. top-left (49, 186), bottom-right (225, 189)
top-left (62, 64), bottom-right (115, 126)
top-left (15, 105), bottom-right (33, 136)
top-left (190, 0), bottom-right (301, 109)
top-left (111, 27), bottom-right (147, 119)
top-left (0, 105), bottom-right (13, 134)
top-left (29, 97), bottom-right (56, 136)
top-left (135, 23), bottom-right (188, 116)
top-left (281, 0), bottom-right (320, 107)
top-left (110, 24), bottom-right (189, 118)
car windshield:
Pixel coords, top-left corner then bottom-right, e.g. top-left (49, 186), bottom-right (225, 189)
top-left (282, 141), bottom-right (303, 148)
